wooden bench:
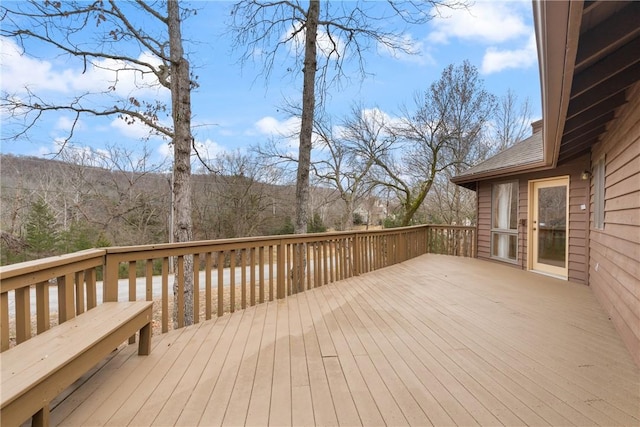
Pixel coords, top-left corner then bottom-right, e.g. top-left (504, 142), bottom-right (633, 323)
top-left (0, 301), bottom-right (153, 427)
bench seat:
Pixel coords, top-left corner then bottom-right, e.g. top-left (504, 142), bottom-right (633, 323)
top-left (0, 301), bottom-right (153, 427)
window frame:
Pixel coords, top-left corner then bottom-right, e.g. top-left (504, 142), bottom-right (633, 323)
top-left (593, 156), bottom-right (605, 230)
top-left (490, 180), bottom-right (519, 263)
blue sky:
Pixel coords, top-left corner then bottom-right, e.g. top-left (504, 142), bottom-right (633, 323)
top-left (0, 0), bottom-right (540, 167)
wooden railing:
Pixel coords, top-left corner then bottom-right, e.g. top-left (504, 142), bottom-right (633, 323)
top-left (0, 225), bottom-right (475, 351)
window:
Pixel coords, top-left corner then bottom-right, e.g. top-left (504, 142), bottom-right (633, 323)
top-left (593, 156), bottom-right (605, 229)
top-left (491, 181), bottom-right (518, 262)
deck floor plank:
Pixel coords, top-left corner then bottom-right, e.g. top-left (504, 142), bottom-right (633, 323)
top-left (244, 301), bottom-right (278, 426)
top-left (126, 320), bottom-right (220, 426)
top-left (296, 292), bottom-right (339, 427)
top-left (268, 300), bottom-right (292, 426)
top-left (50, 255), bottom-right (640, 427)
top-left (406, 271), bottom-right (636, 424)
top-left (337, 279), bottom-right (456, 426)
top-left (322, 283), bottom-right (433, 426)
top-left (287, 296), bottom-right (315, 427)
top-left (173, 311), bottom-right (240, 426)
top-left (221, 303), bottom-right (268, 426)
top-left (370, 264), bottom-right (629, 426)
top-left (368, 267), bottom-right (611, 426)
top-left (199, 308), bottom-right (256, 426)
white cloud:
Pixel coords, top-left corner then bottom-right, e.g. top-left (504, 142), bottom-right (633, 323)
top-left (377, 34), bottom-right (435, 66)
top-left (158, 142), bottom-right (172, 159)
top-left (428, 2), bottom-right (529, 44)
top-left (285, 24), bottom-right (346, 60)
top-left (481, 33), bottom-right (537, 74)
top-left (194, 138), bottom-right (226, 160)
top-left (110, 116), bottom-right (156, 140)
top-left (0, 37), bottom-right (167, 99)
top-left (1, 37), bottom-right (65, 93)
top-left (55, 116), bottom-right (83, 132)
top-left (362, 107), bottom-right (403, 129)
top-left (255, 116), bottom-right (300, 137)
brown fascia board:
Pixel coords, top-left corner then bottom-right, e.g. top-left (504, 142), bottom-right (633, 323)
top-left (533, 0), bottom-right (583, 168)
top-left (450, 160), bottom-right (553, 188)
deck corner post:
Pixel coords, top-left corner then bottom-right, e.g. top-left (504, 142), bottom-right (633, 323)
top-left (425, 225), bottom-right (431, 254)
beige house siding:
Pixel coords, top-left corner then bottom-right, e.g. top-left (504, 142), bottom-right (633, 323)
top-left (589, 82), bottom-right (640, 367)
top-left (475, 156), bottom-right (590, 284)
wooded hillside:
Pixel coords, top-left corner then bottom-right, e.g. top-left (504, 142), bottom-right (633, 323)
top-left (1, 154), bottom-right (381, 265)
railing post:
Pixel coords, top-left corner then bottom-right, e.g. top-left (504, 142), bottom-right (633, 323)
top-left (353, 234), bottom-right (360, 276)
top-left (277, 240), bottom-right (285, 299)
top-left (426, 226), bottom-right (431, 254)
top-left (104, 252), bottom-right (119, 302)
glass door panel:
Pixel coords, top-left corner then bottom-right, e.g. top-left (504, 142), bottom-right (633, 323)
top-left (531, 178), bottom-right (569, 278)
top-left (537, 185), bottom-right (567, 268)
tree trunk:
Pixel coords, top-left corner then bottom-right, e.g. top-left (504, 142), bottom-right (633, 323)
top-left (294, 0), bottom-right (319, 235)
top-left (292, 1), bottom-right (319, 293)
top-left (401, 181), bottom-right (433, 227)
top-left (168, 0), bottom-right (194, 327)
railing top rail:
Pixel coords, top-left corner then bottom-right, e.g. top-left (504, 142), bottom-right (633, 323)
top-left (426, 225), bottom-right (476, 230)
top-left (0, 224), bottom-right (473, 278)
top-left (0, 248), bottom-right (105, 280)
top-left (104, 225), bottom-right (433, 256)
top-left (0, 249), bottom-right (106, 293)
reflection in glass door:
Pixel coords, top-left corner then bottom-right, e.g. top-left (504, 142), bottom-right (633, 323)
top-left (531, 178), bottom-right (569, 278)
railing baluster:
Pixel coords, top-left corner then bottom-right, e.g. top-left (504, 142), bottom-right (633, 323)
top-left (75, 271), bottom-right (85, 315)
top-left (129, 261), bottom-right (136, 303)
top-left (205, 252), bottom-right (212, 319)
top-left (229, 251), bottom-right (236, 313)
top-left (277, 242), bottom-right (285, 299)
top-left (36, 281), bottom-right (50, 334)
top-left (194, 253), bottom-right (200, 324)
top-left (218, 251), bottom-right (225, 317)
top-left (177, 256), bottom-right (185, 328)
top-left (146, 259), bottom-right (153, 302)
top-left (15, 286), bottom-right (30, 344)
top-left (258, 246), bottom-right (265, 304)
top-left (268, 245), bottom-right (274, 301)
top-left (250, 247), bottom-right (256, 306)
top-left (241, 249), bottom-right (247, 309)
top-left (322, 241), bottom-right (329, 285)
top-left (306, 243), bottom-right (312, 290)
top-left (58, 274), bottom-right (75, 323)
top-left (162, 257), bottom-right (169, 333)
top-left (86, 268), bottom-right (97, 309)
top-left (1, 292), bottom-right (9, 351)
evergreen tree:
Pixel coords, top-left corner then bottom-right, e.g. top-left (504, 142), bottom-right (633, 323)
top-left (25, 198), bottom-right (58, 258)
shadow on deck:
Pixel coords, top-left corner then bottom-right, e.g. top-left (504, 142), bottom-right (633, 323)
top-left (51, 254), bottom-right (640, 426)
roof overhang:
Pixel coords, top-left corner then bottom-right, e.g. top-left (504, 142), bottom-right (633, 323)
top-left (534, 0), bottom-right (583, 168)
top-left (452, 1), bottom-right (640, 188)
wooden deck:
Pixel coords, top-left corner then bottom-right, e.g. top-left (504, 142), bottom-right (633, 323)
top-left (50, 255), bottom-right (640, 426)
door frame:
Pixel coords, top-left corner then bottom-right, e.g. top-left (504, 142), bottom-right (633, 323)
top-left (528, 176), bottom-right (570, 279)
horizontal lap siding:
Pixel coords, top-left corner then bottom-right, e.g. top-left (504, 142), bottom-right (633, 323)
top-left (477, 182), bottom-right (491, 259)
top-left (474, 156), bottom-right (590, 284)
top-left (589, 82), bottom-right (640, 367)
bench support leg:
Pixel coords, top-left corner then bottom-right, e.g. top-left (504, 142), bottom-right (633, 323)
top-left (33, 404), bottom-right (50, 427)
top-left (138, 322), bottom-right (151, 356)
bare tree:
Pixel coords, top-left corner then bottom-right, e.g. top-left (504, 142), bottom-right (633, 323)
top-left (318, 106), bottom-right (376, 230)
top-left (1, 0), bottom-right (197, 326)
top-left (350, 62), bottom-right (494, 226)
top-left (492, 88), bottom-right (533, 152)
top-left (229, 0), bottom-right (467, 234)
top-left (193, 151), bottom-right (279, 239)
top-left (435, 61), bottom-right (495, 224)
